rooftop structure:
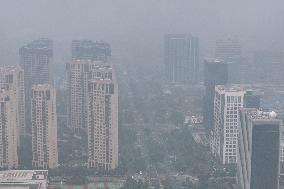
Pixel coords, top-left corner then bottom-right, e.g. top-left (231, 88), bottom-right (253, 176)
top-left (0, 170), bottom-right (48, 189)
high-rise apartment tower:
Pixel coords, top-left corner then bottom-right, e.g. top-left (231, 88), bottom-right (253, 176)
top-left (87, 65), bottom-right (118, 170)
top-left (0, 90), bottom-right (19, 169)
top-left (31, 84), bottom-right (58, 169)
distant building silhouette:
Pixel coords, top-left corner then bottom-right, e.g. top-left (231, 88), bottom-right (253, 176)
top-left (72, 40), bottom-right (111, 62)
top-left (203, 59), bottom-right (228, 130)
top-left (164, 34), bottom-right (199, 83)
top-left (253, 51), bottom-right (284, 84)
top-left (31, 84), bottom-right (58, 169)
top-left (238, 108), bottom-right (281, 189)
top-left (215, 37), bottom-right (241, 61)
top-left (20, 39), bottom-right (53, 132)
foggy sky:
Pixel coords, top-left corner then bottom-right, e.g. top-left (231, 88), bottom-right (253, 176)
top-left (1, 0), bottom-right (284, 65)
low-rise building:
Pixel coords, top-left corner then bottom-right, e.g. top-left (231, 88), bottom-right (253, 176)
top-left (0, 170), bottom-right (48, 189)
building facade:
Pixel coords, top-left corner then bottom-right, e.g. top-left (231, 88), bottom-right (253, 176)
top-left (66, 60), bottom-right (112, 132)
top-left (20, 39), bottom-right (53, 132)
top-left (0, 90), bottom-right (19, 169)
top-left (72, 40), bottom-right (111, 62)
top-left (87, 65), bottom-right (118, 170)
top-left (0, 66), bottom-right (25, 137)
top-left (211, 85), bottom-right (245, 164)
top-left (215, 37), bottom-right (241, 61)
top-left (203, 59), bottom-right (228, 129)
top-left (238, 109), bottom-right (281, 189)
top-left (164, 34), bottom-right (199, 83)
top-left (31, 84), bottom-right (58, 169)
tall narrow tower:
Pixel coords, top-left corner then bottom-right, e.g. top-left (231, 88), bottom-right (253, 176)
top-left (0, 66), bottom-right (25, 137)
top-left (211, 85), bottom-right (245, 164)
top-left (0, 90), bottom-right (19, 169)
top-left (87, 65), bottom-right (118, 170)
top-left (203, 59), bottom-right (228, 129)
top-left (31, 84), bottom-right (58, 169)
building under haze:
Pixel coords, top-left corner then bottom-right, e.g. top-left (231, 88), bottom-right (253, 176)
top-left (215, 37), bottom-right (241, 61)
top-left (238, 108), bottom-right (281, 189)
top-left (244, 90), bottom-right (261, 109)
top-left (203, 59), bottom-right (228, 129)
top-left (0, 66), bottom-right (25, 137)
top-left (31, 84), bottom-right (58, 169)
top-left (0, 90), bottom-right (19, 169)
top-left (72, 40), bottom-right (111, 62)
top-left (66, 60), bottom-right (113, 132)
top-left (20, 39), bottom-right (53, 131)
top-left (227, 57), bottom-right (252, 84)
top-left (211, 85), bottom-right (245, 164)
top-left (253, 51), bottom-right (284, 84)
top-left (87, 65), bottom-right (118, 170)
top-left (164, 34), bottom-right (199, 83)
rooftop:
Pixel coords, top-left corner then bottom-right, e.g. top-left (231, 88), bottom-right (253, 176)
top-left (240, 108), bottom-right (280, 121)
top-left (215, 84), bottom-right (246, 93)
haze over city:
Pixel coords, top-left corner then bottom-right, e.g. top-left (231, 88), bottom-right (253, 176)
top-left (0, 1), bottom-right (284, 189)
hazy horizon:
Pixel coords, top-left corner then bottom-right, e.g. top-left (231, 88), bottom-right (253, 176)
top-left (1, 0), bottom-right (284, 65)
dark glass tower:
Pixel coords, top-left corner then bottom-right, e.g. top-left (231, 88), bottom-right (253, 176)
top-left (203, 59), bottom-right (228, 129)
top-left (238, 108), bottom-right (281, 189)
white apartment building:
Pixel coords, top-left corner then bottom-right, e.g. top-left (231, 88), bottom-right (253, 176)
top-left (66, 60), bottom-right (111, 132)
top-left (0, 66), bottom-right (25, 137)
top-left (211, 85), bottom-right (245, 164)
top-left (31, 84), bottom-right (58, 169)
top-left (87, 65), bottom-right (118, 170)
top-left (0, 90), bottom-right (19, 169)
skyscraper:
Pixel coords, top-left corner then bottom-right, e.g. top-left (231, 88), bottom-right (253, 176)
top-left (0, 66), bottom-right (25, 137)
top-left (211, 85), bottom-right (245, 164)
top-left (20, 39), bottom-right (53, 131)
top-left (66, 60), bottom-right (111, 132)
top-left (0, 90), bottom-right (19, 169)
top-left (215, 37), bottom-right (241, 61)
top-left (203, 59), bottom-right (228, 129)
top-left (72, 40), bottom-right (111, 62)
top-left (164, 34), bottom-right (199, 83)
top-left (238, 108), bottom-right (281, 189)
top-left (87, 65), bottom-right (118, 170)
top-left (31, 84), bottom-right (58, 169)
